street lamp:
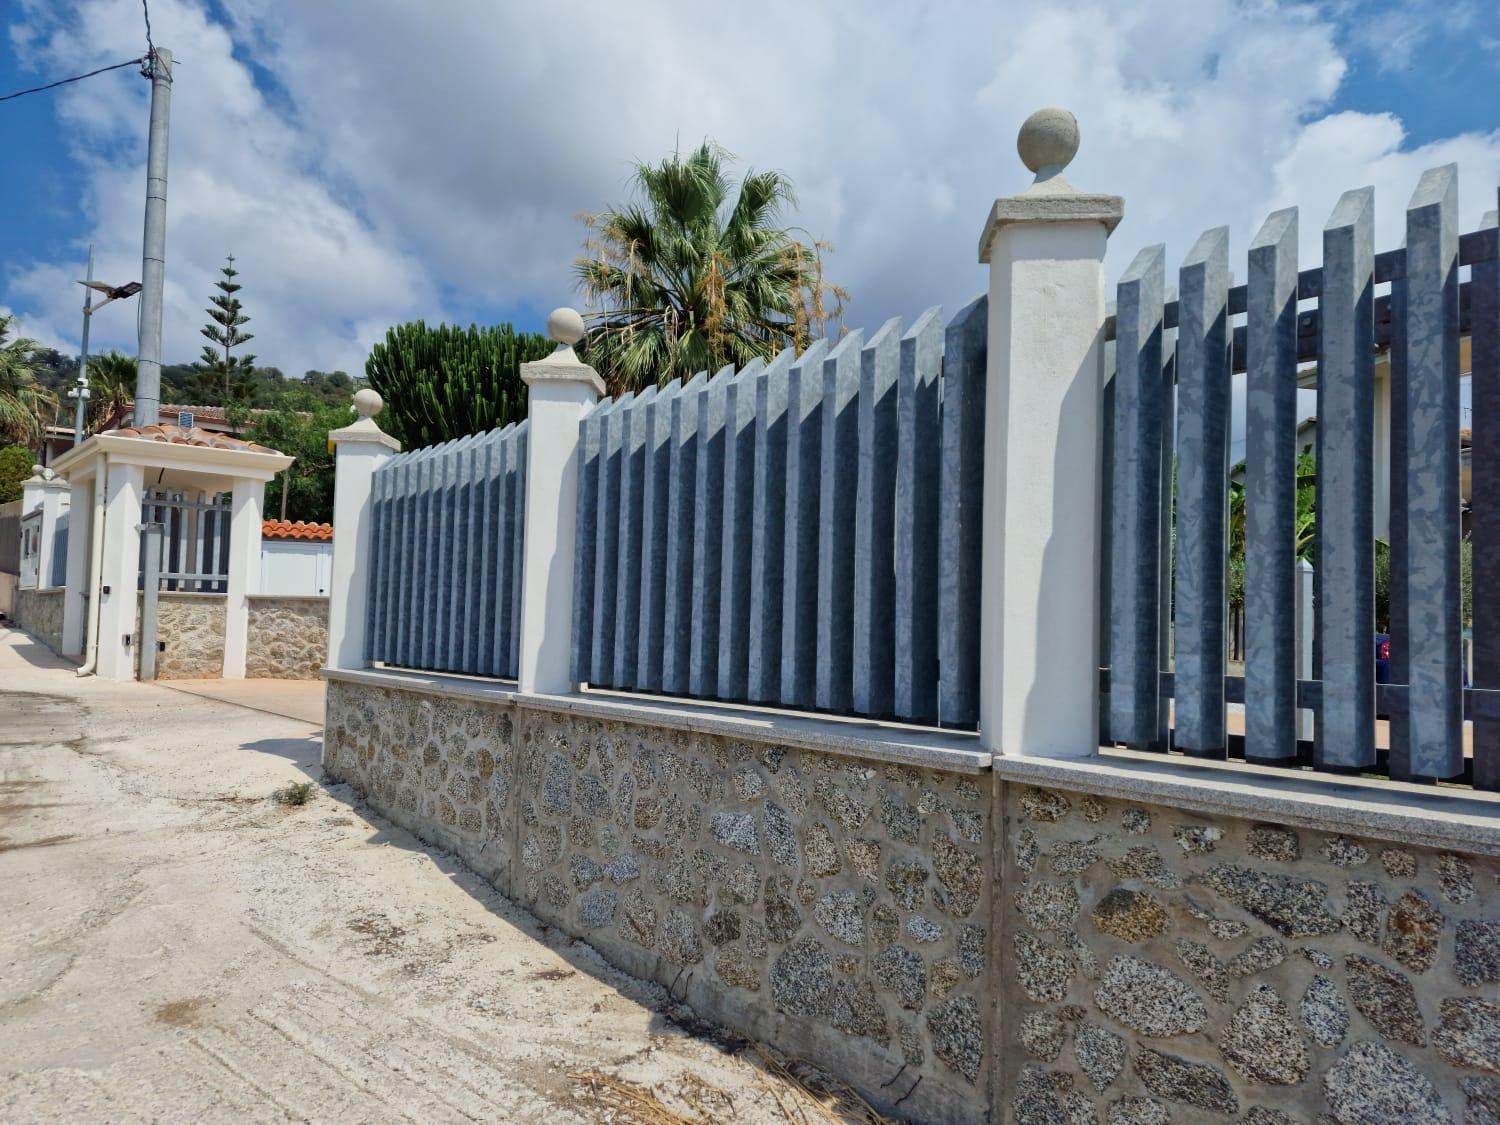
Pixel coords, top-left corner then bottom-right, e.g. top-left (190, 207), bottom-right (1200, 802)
top-left (69, 244), bottom-right (141, 442)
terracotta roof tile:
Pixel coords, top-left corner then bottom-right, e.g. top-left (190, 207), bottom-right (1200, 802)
top-left (111, 423), bottom-right (275, 453)
top-left (262, 519), bottom-right (333, 541)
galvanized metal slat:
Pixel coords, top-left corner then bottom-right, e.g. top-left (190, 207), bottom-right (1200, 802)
top-left (936, 298), bottom-right (984, 728)
top-left (816, 329), bottom-right (864, 713)
top-left (460, 434), bottom-right (485, 674)
top-left (571, 402), bottom-right (606, 684)
top-left (493, 425), bottom-right (519, 678)
top-left (433, 438), bottom-right (459, 671)
top-left (507, 421), bottom-right (528, 679)
top-left (1402, 164), bottom-right (1464, 779)
top-left (638, 380), bottom-right (680, 692)
top-left (689, 371), bottom-right (730, 696)
top-left (853, 318), bottom-right (901, 717)
top-left (477, 432), bottom-right (507, 678)
top-left (592, 395), bottom-right (631, 686)
top-left (781, 346), bottom-right (825, 708)
top-left (718, 360), bottom-right (766, 701)
top-left (364, 459), bottom-right (391, 662)
top-left (1473, 200), bottom-right (1500, 791)
top-left (1387, 266), bottom-right (1411, 777)
top-left (747, 351), bottom-right (797, 702)
top-left (1174, 227), bottom-right (1231, 756)
top-left (419, 440), bottom-right (448, 670)
top-left (897, 311), bottom-right (944, 722)
top-left (1244, 208), bottom-right (1299, 762)
top-left (614, 386), bottom-right (657, 688)
top-left (1317, 187), bottom-right (1377, 768)
top-left (662, 375), bottom-right (706, 695)
top-left (1109, 244), bottom-right (1167, 749)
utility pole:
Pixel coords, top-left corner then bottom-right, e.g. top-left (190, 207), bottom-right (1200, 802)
top-left (133, 47), bottom-right (172, 427)
top-left (68, 245), bottom-right (96, 441)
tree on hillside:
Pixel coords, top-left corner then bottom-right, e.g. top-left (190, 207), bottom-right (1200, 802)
top-left (364, 321), bottom-right (550, 449)
top-left (85, 351), bottom-right (137, 432)
top-left (0, 444), bottom-right (34, 504)
top-left (0, 315), bottom-right (56, 447)
top-left (244, 393), bottom-right (351, 524)
top-left (197, 255), bottom-right (256, 406)
top-left (575, 142), bottom-right (846, 391)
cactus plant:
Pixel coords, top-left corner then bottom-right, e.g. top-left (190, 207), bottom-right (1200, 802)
top-left (364, 321), bottom-right (552, 449)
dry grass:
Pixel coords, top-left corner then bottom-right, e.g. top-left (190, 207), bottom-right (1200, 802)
top-left (569, 1042), bottom-right (898, 1125)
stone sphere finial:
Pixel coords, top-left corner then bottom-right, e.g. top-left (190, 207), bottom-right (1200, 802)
top-left (1017, 107), bottom-right (1080, 175)
top-left (547, 307), bottom-right (586, 347)
top-left (31, 464), bottom-right (45, 478)
top-left (353, 388), bottom-right (383, 418)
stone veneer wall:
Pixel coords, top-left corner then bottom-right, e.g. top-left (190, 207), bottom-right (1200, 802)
top-left (137, 593), bottom-right (226, 678)
top-left (323, 678), bottom-right (995, 1123)
top-left (13, 587), bottom-right (65, 654)
top-left (246, 596), bottom-right (328, 679)
top-left (1001, 780), bottom-right (1498, 1125)
top-left (324, 675), bottom-right (1499, 1124)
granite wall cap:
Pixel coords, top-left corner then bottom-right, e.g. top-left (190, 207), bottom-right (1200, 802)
top-left (992, 748), bottom-right (1500, 856)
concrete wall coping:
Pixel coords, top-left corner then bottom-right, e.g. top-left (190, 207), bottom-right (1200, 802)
top-left (246, 593), bottom-right (330, 603)
top-left (323, 666), bottom-right (993, 775)
top-left (994, 748), bottom-right (1500, 856)
top-left (135, 590), bottom-right (228, 601)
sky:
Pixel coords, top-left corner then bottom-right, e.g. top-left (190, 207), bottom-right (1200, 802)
top-left (1, 0), bottom-right (1497, 384)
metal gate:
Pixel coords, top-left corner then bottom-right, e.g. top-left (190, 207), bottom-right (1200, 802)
top-left (136, 490), bottom-right (231, 679)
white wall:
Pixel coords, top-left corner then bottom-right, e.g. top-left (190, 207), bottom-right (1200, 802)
top-left (259, 539), bottom-right (332, 596)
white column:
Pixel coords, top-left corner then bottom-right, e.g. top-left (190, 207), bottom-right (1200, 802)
top-left (977, 108), bottom-right (1123, 758)
top-left (37, 481), bottom-right (70, 588)
top-left (62, 476), bottom-right (93, 655)
top-left (326, 389), bottom-right (401, 670)
top-left (518, 309), bottom-right (605, 694)
top-left (222, 477), bottom-right (265, 678)
top-left (96, 460), bottom-right (144, 681)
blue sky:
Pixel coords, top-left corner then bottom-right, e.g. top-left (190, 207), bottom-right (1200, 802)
top-left (2, 0), bottom-right (1496, 379)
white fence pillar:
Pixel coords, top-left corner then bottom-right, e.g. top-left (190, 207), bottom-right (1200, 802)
top-left (96, 460), bottom-right (144, 681)
top-left (518, 308), bottom-right (605, 694)
top-left (20, 469), bottom-right (70, 589)
top-left (977, 108), bottom-right (1123, 757)
top-left (326, 389), bottom-right (400, 670)
top-left (222, 477), bottom-right (266, 678)
top-left (61, 475), bottom-right (93, 655)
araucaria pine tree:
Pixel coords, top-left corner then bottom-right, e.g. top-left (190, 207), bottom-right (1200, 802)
top-left (198, 255), bottom-right (256, 405)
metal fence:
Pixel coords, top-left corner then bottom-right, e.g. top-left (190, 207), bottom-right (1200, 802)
top-left (570, 299), bottom-right (987, 727)
top-left (1102, 164), bottom-right (1498, 788)
top-left (140, 490), bottom-right (231, 593)
top-left (364, 421), bottom-right (529, 678)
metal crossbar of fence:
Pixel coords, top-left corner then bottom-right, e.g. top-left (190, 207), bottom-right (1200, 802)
top-left (364, 421), bottom-right (529, 679)
top-left (1102, 165), bottom-right (1499, 789)
top-left (570, 300), bottom-right (988, 727)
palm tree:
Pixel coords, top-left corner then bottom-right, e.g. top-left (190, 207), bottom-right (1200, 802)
top-left (85, 351), bottom-right (137, 432)
top-left (575, 142), bottom-right (846, 391)
top-left (0, 315), bottom-right (55, 446)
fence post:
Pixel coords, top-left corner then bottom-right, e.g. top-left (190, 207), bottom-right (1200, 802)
top-left (976, 108), bottom-right (1122, 757)
top-left (21, 467), bottom-right (70, 588)
top-left (326, 388), bottom-right (401, 670)
top-left (518, 308), bottom-right (606, 694)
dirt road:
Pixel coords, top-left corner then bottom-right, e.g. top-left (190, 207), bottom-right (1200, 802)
top-left (0, 629), bottom-right (831, 1123)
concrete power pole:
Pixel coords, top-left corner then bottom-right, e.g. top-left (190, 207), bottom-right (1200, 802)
top-left (133, 47), bottom-right (172, 427)
top-left (70, 245), bottom-right (96, 441)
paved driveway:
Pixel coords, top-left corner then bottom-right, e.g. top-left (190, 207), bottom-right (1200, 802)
top-left (0, 628), bottom-right (821, 1123)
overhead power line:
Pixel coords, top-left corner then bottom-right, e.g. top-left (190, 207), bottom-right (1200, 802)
top-left (0, 57), bottom-right (145, 103)
top-left (142, 0), bottom-right (155, 60)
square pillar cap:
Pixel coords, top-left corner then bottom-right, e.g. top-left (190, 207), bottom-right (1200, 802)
top-left (522, 307), bottom-right (606, 397)
top-left (329, 388), bottom-right (402, 451)
top-left (978, 106), bottom-right (1124, 262)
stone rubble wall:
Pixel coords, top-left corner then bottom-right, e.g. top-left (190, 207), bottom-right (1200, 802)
top-left (137, 593), bottom-right (226, 679)
top-left (323, 679), bottom-right (995, 1123)
top-left (1002, 781), bottom-right (1498, 1125)
top-left (13, 587), bottom-right (65, 655)
top-left (247, 596), bottom-right (328, 679)
top-left (323, 676), bottom-right (1498, 1124)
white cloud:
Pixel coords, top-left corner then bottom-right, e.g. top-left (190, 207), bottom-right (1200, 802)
top-left (5, 0), bottom-right (1499, 380)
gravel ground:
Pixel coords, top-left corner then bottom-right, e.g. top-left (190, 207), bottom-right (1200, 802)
top-left (0, 628), bottom-right (853, 1124)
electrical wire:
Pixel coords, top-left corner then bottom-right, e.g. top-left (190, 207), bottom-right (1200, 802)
top-left (142, 0), bottom-right (155, 61)
top-left (0, 57), bottom-right (146, 103)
